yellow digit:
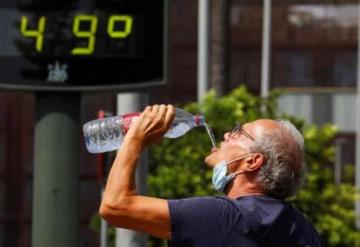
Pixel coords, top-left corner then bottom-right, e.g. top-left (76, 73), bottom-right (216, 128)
top-left (71, 15), bottom-right (98, 55)
top-left (20, 16), bottom-right (46, 52)
top-left (107, 15), bottom-right (133, 38)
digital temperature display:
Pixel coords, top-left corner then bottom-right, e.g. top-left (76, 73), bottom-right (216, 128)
top-left (20, 14), bottom-right (134, 55)
top-left (0, 0), bottom-right (167, 91)
top-left (17, 13), bottom-right (139, 57)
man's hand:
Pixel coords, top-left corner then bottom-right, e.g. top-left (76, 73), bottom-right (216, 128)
top-left (125, 104), bottom-right (175, 147)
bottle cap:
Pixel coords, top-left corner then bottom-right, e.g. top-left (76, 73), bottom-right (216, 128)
top-left (194, 114), bottom-right (204, 126)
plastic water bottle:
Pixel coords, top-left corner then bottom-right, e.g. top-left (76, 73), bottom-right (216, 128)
top-left (83, 108), bottom-right (205, 153)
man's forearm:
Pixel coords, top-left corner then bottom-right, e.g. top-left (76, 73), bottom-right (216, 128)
top-left (101, 136), bottom-right (144, 206)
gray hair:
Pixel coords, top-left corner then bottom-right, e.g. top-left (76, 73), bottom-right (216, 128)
top-left (249, 119), bottom-right (305, 199)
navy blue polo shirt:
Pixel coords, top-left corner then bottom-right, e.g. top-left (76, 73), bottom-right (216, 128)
top-left (168, 195), bottom-right (321, 247)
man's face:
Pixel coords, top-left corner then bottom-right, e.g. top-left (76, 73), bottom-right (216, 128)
top-left (204, 121), bottom-right (258, 168)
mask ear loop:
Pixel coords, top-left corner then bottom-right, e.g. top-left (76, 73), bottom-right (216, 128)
top-left (226, 153), bottom-right (254, 166)
top-left (225, 154), bottom-right (254, 178)
top-left (227, 170), bottom-right (246, 180)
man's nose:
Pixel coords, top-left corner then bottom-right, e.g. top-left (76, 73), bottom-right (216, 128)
top-left (224, 132), bottom-right (231, 141)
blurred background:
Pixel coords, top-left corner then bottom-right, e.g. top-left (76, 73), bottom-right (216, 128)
top-left (1, 0), bottom-right (360, 246)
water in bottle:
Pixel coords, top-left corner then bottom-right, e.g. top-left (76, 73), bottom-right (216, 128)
top-left (83, 116), bottom-right (124, 153)
top-left (83, 108), bottom-right (215, 153)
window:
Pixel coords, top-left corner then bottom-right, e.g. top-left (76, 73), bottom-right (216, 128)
top-left (230, 1), bottom-right (359, 90)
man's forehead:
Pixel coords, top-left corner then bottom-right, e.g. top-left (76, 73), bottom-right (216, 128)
top-left (244, 119), bottom-right (280, 136)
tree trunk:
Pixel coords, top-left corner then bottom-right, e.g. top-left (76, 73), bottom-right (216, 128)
top-left (210, 0), bottom-right (231, 96)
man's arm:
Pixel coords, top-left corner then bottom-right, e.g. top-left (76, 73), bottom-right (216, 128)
top-left (99, 105), bottom-right (175, 239)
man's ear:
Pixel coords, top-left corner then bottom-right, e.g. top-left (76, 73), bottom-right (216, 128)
top-left (245, 153), bottom-right (264, 171)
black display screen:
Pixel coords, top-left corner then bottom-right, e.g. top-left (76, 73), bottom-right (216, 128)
top-left (0, 0), bottom-right (167, 91)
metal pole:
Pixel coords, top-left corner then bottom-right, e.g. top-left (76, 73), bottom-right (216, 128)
top-left (335, 139), bottom-right (343, 186)
top-left (96, 110), bottom-right (110, 247)
top-left (355, 0), bottom-right (360, 229)
top-left (32, 93), bottom-right (79, 247)
top-left (261, 0), bottom-right (271, 99)
top-left (198, 0), bottom-right (210, 103)
top-left (115, 93), bottom-right (148, 247)
top-left (100, 189), bottom-right (108, 247)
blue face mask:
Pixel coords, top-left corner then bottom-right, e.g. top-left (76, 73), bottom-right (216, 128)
top-left (212, 154), bottom-right (254, 193)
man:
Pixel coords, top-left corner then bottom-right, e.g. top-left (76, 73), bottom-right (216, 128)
top-left (99, 104), bottom-right (322, 246)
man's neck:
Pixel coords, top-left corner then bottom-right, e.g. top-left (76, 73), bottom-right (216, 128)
top-left (225, 177), bottom-right (264, 199)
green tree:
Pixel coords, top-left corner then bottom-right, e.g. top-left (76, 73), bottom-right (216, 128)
top-left (148, 86), bottom-right (360, 246)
